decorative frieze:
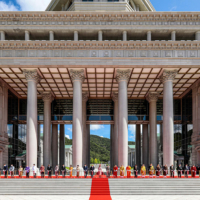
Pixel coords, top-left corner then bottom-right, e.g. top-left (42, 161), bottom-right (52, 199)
top-left (41, 91), bottom-right (54, 102)
top-left (146, 92), bottom-right (159, 103)
top-left (159, 69), bottom-right (178, 83)
top-left (69, 69), bottom-right (85, 83)
top-left (116, 69), bottom-right (131, 83)
top-left (23, 69), bottom-right (42, 83)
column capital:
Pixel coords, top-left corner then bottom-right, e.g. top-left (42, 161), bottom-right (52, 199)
top-left (70, 69), bottom-right (85, 83)
top-left (82, 92), bottom-right (89, 102)
top-left (23, 69), bottom-right (42, 83)
top-left (159, 69), bottom-right (178, 84)
top-left (146, 92), bottom-right (159, 103)
top-left (115, 69), bottom-right (131, 83)
top-left (111, 92), bottom-right (118, 101)
top-left (41, 91), bottom-right (54, 102)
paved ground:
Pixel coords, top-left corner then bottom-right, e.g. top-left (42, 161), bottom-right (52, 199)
top-left (0, 195), bottom-right (200, 200)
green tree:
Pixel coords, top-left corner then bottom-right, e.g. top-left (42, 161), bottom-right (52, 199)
top-left (94, 158), bottom-right (98, 164)
top-left (90, 158), bottom-right (94, 164)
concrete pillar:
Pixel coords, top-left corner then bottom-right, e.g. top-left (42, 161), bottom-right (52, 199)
top-left (82, 92), bottom-right (89, 166)
top-left (146, 92), bottom-right (159, 167)
top-left (52, 124), bottom-right (58, 169)
top-left (41, 92), bottom-right (54, 168)
top-left (110, 124), bottom-right (114, 169)
top-left (67, 152), bottom-right (69, 167)
top-left (87, 124), bottom-right (90, 166)
top-left (23, 69), bottom-right (42, 167)
top-left (0, 31), bottom-right (5, 40)
top-left (195, 31), bottom-right (200, 41)
top-left (123, 31), bottom-right (127, 41)
top-left (112, 92), bottom-right (119, 167)
top-left (147, 31), bottom-right (151, 41)
top-left (59, 124), bottom-right (65, 168)
top-left (70, 69), bottom-right (85, 167)
top-left (171, 31), bottom-right (176, 41)
top-left (74, 31), bottom-right (78, 41)
top-left (49, 31), bottom-right (54, 41)
top-left (136, 124), bottom-right (141, 169)
top-left (116, 69), bottom-right (131, 167)
top-left (37, 124), bottom-right (41, 168)
top-left (142, 124), bottom-right (148, 168)
top-left (25, 31), bottom-right (30, 41)
top-left (159, 69), bottom-right (178, 167)
top-left (98, 31), bottom-right (103, 41)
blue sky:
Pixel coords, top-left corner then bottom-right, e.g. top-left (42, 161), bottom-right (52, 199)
top-left (0, 0), bottom-right (200, 11)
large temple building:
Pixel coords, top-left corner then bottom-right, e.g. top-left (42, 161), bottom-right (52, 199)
top-left (0, 0), bottom-right (199, 170)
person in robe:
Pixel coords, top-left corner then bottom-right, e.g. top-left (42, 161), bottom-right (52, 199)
top-left (134, 165), bottom-right (138, 178)
top-left (83, 164), bottom-right (88, 178)
top-left (170, 165), bottom-right (174, 178)
top-left (55, 165), bottom-right (59, 178)
top-left (163, 165), bottom-right (168, 177)
top-left (177, 164), bottom-right (183, 178)
top-left (98, 164), bottom-right (102, 178)
top-left (156, 164), bottom-right (161, 177)
top-left (47, 164), bottom-right (52, 178)
top-left (184, 164), bottom-right (189, 178)
top-left (90, 165), bottom-right (95, 178)
top-left (126, 165), bottom-right (131, 178)
top-left (3, 164), bottom-right (8, 178)
top-left (120, 165), bottom-right (125, 177)
top-left (18, 166), bottom-right (23, 178)
top-left (113, 165), bottom-right (118, 178)
top-left (76, 165), bottom-right (80, 178)
top-left (191, 165), bottom-right (197, 178)
top-left (69, 165), bottom-right (73, 178)
top-left (32, 164), bottom-right (37, 178)
top-left (9, 164), bottom-right (15, 178)
top-left (61, 164), bottom-right (66, 177)
top-left (149, 163), bottom-right (154, 178)
top-left (141, 164), bottom-right (146, 178)
top-left (106, 165), bottom-right (110, 178)
top-left (40, 165), bottom-right (45, 178)
top-left (25, 165), bottom-right (30, 178)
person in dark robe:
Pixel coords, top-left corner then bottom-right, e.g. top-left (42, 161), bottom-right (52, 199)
top-left (163, 165), bottom-right (168, 177)
top-left (170, 165), bottom-right (174, 178)
top-left (25, 165), bottom-right (30, 178)
top-left (191, 165), bottom-right (197, 178)
top-left (3, 164), bottom-right (8, 178)
top-left (61, 164), bottom-right (66, 177)
top-left (156, 164), bottom-right (161, 177)
top-left (83, 164), bottom-right (88, 178)
top-left (47, 164), bottom-right (52, 178)
top-left (177, 164), bottom-right (183, 178)
top-left (90, 165), bottom-right (95, 178)
top-left (134, 165), bottom-right (138, 178)
top-left (184, 164), bottom-right (189, 178)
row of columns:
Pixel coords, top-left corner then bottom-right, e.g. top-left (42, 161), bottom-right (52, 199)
top-left (2, 30), bottom-right (200, 41)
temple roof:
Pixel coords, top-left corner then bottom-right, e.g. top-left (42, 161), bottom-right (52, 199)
top-left (46, 0), bottom-right (155, 12)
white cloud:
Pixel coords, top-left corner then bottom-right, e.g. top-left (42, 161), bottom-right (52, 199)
top-left (65, 135), bottom-right (70, 139)
top-left (90, 125), bottom-right (104, 131)
top-left (100, 136), bottom-right (103, 138)
top-left (0, 1), bottom-right (18, 11)
top-left (67, 128), bottom-right (72, 132)
top-left (128, 125), bottom-right (136, 140)
top-left (170, 6), bottom-right (177, 11)
top-left (16, 0), bottom-right (50, 11)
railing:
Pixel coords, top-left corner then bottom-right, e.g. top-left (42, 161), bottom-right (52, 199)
top-left (128, 115), bottom-right (148, 121)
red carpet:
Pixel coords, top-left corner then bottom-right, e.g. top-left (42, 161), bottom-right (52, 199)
top-left (89, 178), bottom-right (112, 200)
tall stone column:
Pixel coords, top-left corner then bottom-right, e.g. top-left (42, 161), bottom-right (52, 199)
top-left (52, 124), bottom-right (58, 169)
top-left (136, 124), bottom-right (141, 169)
top-left (159, 69), bottom-right (177, 167)
top-left (49, 31), bottom-right (54, 41)
top-left (142, 124), bottom-right (148, 168)
top-left (86, 124), bottom-right (90, 166)
top-left (23, 69), bottom-right (41, 167)
top-left (59, 124), bottom-right (65, 168)
top-left (147, 31), bottom-right (151, 41)
top-left (98, 31), bottom-right (103, 41)
top-left (70, 69), bottom-right (85, 167)
top-left (82, 92), bottom-right (89, 166)
top-left (116, 69), bottom-right (131, 167)
top-left (123, 31), bottom-right (127, 41)
top-left (37, 124), bottom-right (41, 168)
top-left (171, 31), bottom-right (176, 41)
top-left (25, 31), bottom-right (30, 41)
top-left (146, 92), bottom-right (159, 167)
top-left (110, 124), bottom-right (114, 169)
top-left (112, 92), bottom-right (119, 167)
top-left (0, 31), bottom-right (5, 41)
top-left (41, 92), bottom-right (54, 168)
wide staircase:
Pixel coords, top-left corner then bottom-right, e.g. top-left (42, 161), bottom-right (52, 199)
top-left (109, 179), bottom-right (200, 195)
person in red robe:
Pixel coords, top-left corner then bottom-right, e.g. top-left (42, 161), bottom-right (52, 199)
top-left (126, 165), bottom-right (131, 178)
top-left (113, 165), bottom-right (118, 178)
top-left (191, 165), bottom-right (197, 178)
